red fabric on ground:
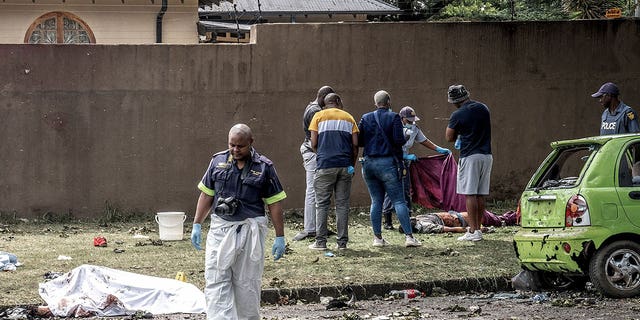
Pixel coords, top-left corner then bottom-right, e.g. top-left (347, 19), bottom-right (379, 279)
top-left (410, 154), bottom-right (466, 212)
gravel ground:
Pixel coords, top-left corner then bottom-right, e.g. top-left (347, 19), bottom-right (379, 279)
top-left (141, 290), bottom-right (640, 320)
top-left (4, 289), bottom-right (638, 319)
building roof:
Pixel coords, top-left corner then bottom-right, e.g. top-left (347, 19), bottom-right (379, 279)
top-left (199, 0), bottom-right (401, 15)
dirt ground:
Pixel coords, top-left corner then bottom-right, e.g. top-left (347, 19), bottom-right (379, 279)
top-left (146, 290), bottom-right (639, 320)
top-left (4, 289), bottom-right (639, 319)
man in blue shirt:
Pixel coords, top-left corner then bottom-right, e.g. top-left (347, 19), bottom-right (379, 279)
top-left (293, 86), bottom-right (335, 242)
top-left (358, 90), bottom-right (422, 247)
top-left (445, 84), bottom-right (492, 242)
top-left (190, 124), bottom-right (287, 320)
top-left (308, 93), bottom-right (359, 250)
top-left (591, 82), bottom-right (640, 135)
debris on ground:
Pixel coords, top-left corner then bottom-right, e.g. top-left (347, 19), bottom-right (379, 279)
top-left (128, 226), bottom-right (153, 235)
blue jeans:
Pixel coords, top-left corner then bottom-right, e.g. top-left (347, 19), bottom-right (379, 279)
top-left (362, 156), bottom-right (412, 236)
top-left (382, 159), bottom-right (411, 214)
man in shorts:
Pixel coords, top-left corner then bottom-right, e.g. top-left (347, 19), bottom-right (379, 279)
top-left (445, 84), bottom-right (492, 241)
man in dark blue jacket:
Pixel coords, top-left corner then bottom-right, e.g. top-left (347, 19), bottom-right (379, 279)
top-left (358, 90), bottom-right (422, 248)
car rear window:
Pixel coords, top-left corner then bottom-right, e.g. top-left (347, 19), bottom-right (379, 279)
top-left (532, 145), bottom-right (597, 189)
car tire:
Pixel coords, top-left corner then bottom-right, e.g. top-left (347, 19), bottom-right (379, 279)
top-left (589, 240), bottom-right (640, 298)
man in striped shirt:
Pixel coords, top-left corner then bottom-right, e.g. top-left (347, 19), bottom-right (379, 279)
top-left (308, 93), bottom-right (359, 250)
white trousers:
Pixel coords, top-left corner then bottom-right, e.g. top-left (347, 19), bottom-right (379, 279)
top-left (300, 143), bottom-right (317, 233)
top-left (204, 215), bottom-right (268, 320)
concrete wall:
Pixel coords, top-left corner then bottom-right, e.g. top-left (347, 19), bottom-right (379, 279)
top-left (1, 20), bottom-right (639, 218)
top-left (0, 0), bottom-right (198, 44)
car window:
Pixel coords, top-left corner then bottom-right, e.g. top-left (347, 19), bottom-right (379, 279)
top-left (618, 142), bottom-right (640, 187)
top-left (533, 145), bottom-right (596, 189)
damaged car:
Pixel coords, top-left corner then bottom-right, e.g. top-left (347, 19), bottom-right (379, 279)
top-left (514, 133), bottom-right (640, 297)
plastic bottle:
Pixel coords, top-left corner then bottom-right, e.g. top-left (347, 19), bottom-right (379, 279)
top-left (389, 289), bottom-right (423, 299)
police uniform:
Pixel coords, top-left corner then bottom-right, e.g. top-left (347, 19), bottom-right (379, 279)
top-left (197, 148), bottom-right (286, 320)
top-left (601, 102), bottom-right (640, 135)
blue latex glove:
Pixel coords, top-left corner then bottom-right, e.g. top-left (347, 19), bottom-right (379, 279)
top-left (347, 166), bottom-right (355, 175)
top-left (191, 223), bottom-right (202, 251)
top-left (454, 136), bottom-right (462, 150)
top-left (272, 236), bottom-right (286, 261)
top-left (435, 146), bottom-right (451, 155)
top-left (403, 154), bottom-right (418, 161)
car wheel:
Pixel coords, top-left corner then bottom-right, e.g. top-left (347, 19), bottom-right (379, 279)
top-left (589, 240), bottom-right (640, 298)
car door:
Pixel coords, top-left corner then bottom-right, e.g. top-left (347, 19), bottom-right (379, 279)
top-left (616, 140), bottom-right (640, 228)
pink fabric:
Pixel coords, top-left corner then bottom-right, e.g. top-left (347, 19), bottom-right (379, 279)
top-left (410, 154), bottom-right (466, 212)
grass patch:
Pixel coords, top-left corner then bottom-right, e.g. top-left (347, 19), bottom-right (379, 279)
top-left (0, 205), bottom-right (521, 307)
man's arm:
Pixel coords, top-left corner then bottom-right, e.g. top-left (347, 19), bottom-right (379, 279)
top-left (310, 130), bottom-right (318, 152)
top-left (193, 192), bottom-right (214, 224)
top-left (445, 127), bottom-right (457, 142)
top-left (267, 201), bottom-right (285, 237)
top-left (351, 132), bottom-right (359, 166)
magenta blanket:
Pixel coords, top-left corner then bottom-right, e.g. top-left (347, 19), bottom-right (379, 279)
top-left (410, 154), bottom-right (467, 212)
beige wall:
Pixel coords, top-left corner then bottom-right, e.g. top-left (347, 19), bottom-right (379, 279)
top-left (0, 0), bottom-right (198, 44)
top-left (1, 20), bottom-right (639, 218)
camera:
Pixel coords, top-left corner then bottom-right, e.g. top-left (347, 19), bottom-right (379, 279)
top-left (214, 196), bottom-right (239, 216)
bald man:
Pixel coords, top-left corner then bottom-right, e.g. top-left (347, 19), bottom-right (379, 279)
top-left (358, 90), bottom-right (422, 248)
top-left (191, 124), bottom-right (287, 320)
top-left (294, 86), bottom-right (336, 241)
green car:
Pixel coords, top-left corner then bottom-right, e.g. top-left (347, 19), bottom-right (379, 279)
top-left (514, 133), bottom-right (640, 297)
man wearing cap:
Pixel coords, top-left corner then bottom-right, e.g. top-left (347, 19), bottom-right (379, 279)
top-left (381, 106), bottom-right (451, 230)
top-left (445, 84), bottom-right (492, 242)
top-left (591, 82), bottom-right (640, 135)
top-left (358, 90), bottom-right (422, 247)
top-left (293, 86), bottom-right (335, 242)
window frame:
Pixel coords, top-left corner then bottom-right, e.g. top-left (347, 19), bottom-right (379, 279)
top-left (24, 11), bottom-right (96, 44)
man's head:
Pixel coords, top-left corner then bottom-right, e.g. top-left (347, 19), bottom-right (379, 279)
top-left (324, 93), bottom-right (343, 109)
top-left (316, 86), bottom-right (335, 108)
top-left (228, 124), bottom-right (253, 160)
top-left (374, 90), bottom-right (391, 108)
top-left (447, 84), bottom-right (469, 106)
top-left (399, 106), bottom-right (420, 124)
top-left (592, 82), bottom-right (620, 110)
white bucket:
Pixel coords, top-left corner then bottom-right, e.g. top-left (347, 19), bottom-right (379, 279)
top-left (155, 212), bottom-right (186, 241)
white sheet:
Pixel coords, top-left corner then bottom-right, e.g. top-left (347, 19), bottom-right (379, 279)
top-left (38, 264), bottom-right (206, 317)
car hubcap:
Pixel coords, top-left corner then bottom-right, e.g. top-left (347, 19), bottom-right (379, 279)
top-left (605, 249), bottom-right (640, 290)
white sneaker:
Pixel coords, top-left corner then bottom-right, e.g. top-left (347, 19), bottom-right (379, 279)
top-left (405, 236), bottom-right (422, 247)
top-left (457, 230), bottom-right (482, 242)
top-left (372, 237), bottom-right (389, 247)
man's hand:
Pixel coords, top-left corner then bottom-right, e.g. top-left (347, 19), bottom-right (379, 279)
top-left (454, 136), bottom-right (462, 150)
top-left (272, 236), bottom-right (286, 260)
top-left (191, 223), bottom-right (202, 250)
top-left (347, 166), bottom-right (355, 175)
top-left (403, 154), bottom-right (418, 161)
top-left (435, 146), bottom-right (451, 155)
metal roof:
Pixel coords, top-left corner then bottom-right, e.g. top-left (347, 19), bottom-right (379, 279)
top-left (199, 0), bottom-right (401, 14)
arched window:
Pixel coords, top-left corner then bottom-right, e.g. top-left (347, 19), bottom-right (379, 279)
top-left (25, 12), bottom-right (95, 44)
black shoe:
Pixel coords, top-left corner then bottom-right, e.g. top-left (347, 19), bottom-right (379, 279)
top-left (384, 223), bottom-right (394, 230)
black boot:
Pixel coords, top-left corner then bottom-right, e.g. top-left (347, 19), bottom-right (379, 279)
top-left (383, 211), bottom-right (394, 230)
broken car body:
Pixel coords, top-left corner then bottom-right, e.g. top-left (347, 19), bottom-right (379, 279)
top-left (514, 133), bottom-right (640, 298)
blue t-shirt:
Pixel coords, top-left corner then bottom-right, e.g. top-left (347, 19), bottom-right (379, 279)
top-left (448, 100), bottom-right (492, 158)
top-left (358, 108), bottom-right (405, 160)
top-left (197, 149), bottom-right (287, 221)
top-left (600, 102), bottom-right (640, 135)
top-left (309, 108), bottom-right (359, 169)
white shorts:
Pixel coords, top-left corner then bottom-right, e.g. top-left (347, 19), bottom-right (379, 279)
top-left (457, 153), bottom-right (493, 195)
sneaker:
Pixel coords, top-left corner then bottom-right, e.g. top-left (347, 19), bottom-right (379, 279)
top-left (404, 236), bottom-right (422, 247)
top-left (336, 243), bottom-right (347, 250)
top-left (383, 223), bottom-right (395, 230)
top-left (292, 231), bottom-right (315, 241)
top-left (457, 230), bottom-right (482, 242)
top-left (308, 242), bottom-right (327, 250)
top-left (372, 237), bottom-right (389, 247)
